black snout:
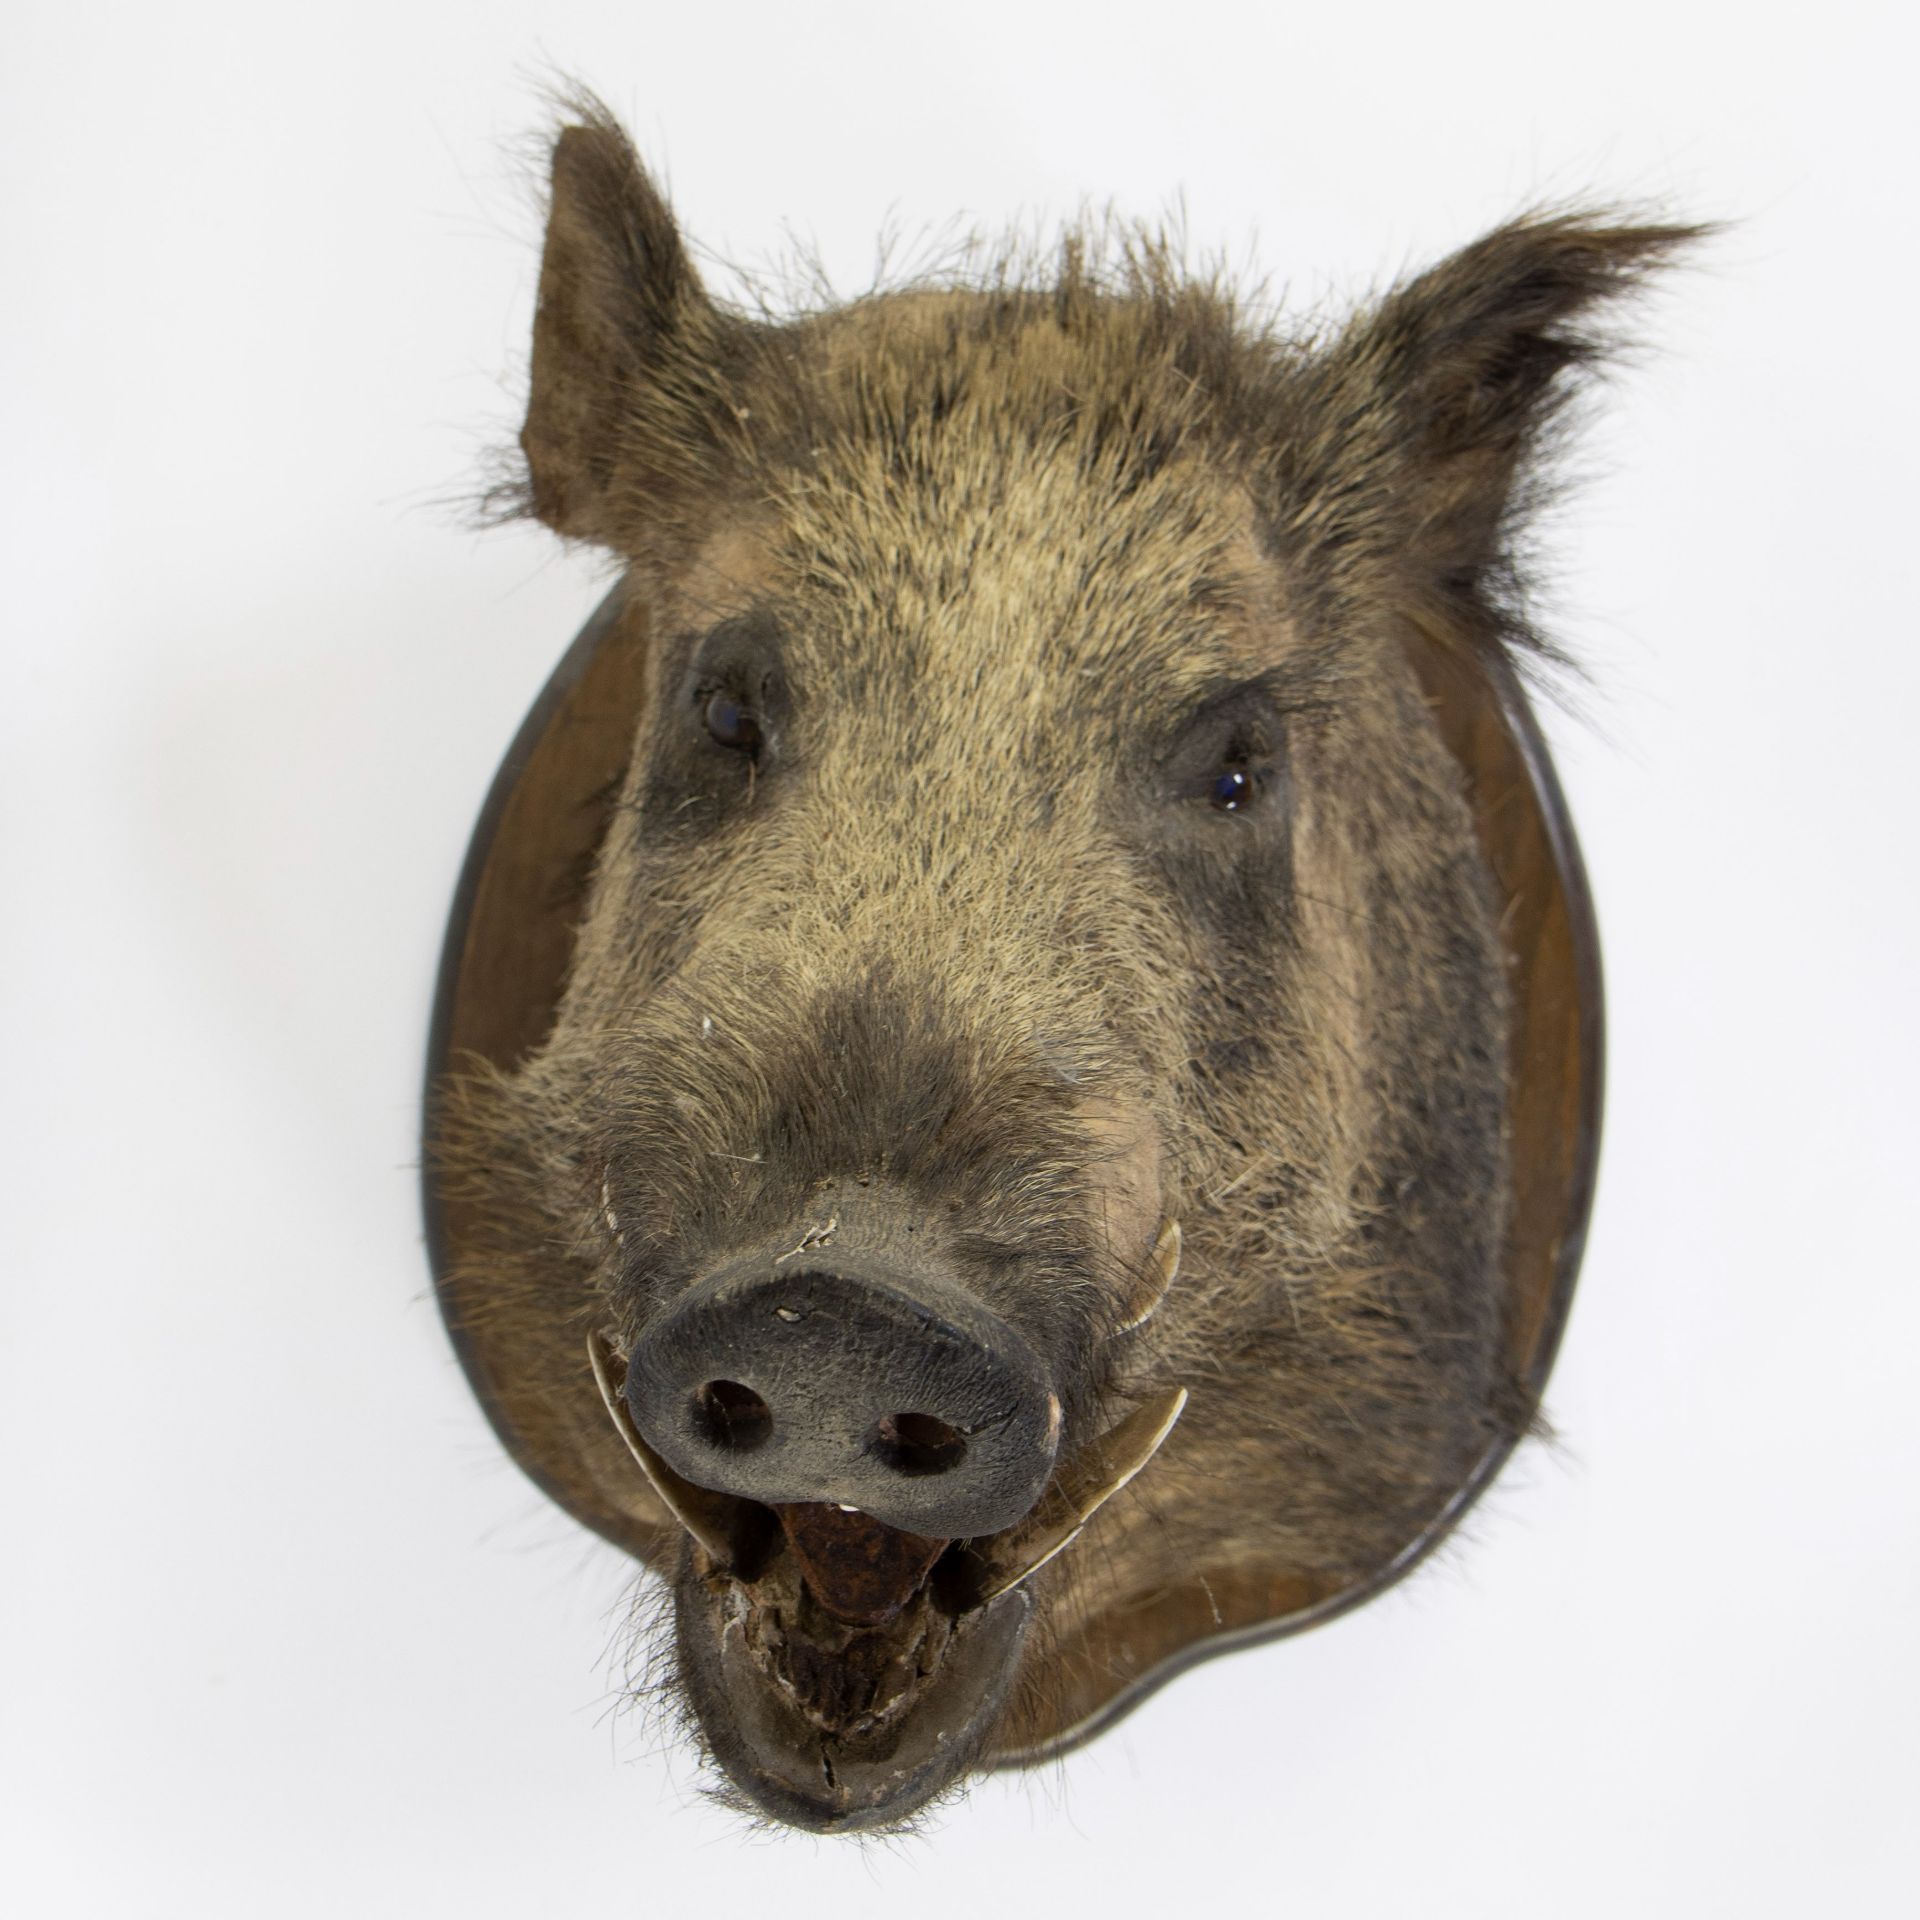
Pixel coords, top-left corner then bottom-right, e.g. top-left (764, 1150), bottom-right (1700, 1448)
top-left (625, 1253), bottom-right (1060, 1539)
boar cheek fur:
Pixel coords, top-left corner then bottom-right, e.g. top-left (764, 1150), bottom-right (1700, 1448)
top-left (434, 97), bottom-right (1694, 1803)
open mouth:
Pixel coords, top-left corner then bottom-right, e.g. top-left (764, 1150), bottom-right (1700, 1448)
top-left (588, 1335), bottom-right (1185, 1829)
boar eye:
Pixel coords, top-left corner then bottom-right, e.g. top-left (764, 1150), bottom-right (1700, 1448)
top-left (1210, 765), bottom-right (1257, 812)
top-left (703, 689), bottom-right (761, 755)
top-left (1162, 678), bottom-right (1286, 819)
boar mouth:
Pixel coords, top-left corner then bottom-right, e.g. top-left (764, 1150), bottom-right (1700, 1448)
top-left (674, 1512), bottom-right (1032, 1832)
top-left (589, 1334), bottom-right (1184, 1830)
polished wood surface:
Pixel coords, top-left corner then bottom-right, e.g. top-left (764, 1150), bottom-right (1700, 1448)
top-left (423, 584), bottom-right (672, 1565)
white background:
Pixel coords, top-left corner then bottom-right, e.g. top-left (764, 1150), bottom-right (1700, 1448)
top-left (4, 3), bottom-right (1915, 1914)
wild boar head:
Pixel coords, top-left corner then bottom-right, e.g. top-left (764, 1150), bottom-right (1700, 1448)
top-left (426, 100), bottom-right (1687, 1832)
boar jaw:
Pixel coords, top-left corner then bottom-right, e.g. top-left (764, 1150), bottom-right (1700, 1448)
top-left (676, 1532), bottom-right (1033, 1833)
top-left (592, 1331), bottom-right (1186, 1828)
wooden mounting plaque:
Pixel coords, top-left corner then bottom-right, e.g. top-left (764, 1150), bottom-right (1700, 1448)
top-left (421, 581), bottom-right (1603, 1762)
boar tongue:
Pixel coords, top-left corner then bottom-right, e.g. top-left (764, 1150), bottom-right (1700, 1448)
top-left (773, 1504), bottom-right (949, 1627)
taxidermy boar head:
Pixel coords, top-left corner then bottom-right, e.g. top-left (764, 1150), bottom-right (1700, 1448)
top-left (426, 96), bottom-right (1692, 1832)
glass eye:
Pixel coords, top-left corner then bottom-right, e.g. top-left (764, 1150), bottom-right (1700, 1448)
top-left (1210, 766), bottom-right (1255, 812)
top-left (703, 689), bottom-right (761, 754)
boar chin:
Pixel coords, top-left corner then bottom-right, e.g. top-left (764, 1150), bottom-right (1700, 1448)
top-left (672, 1529), bottom-right (1033, 1832)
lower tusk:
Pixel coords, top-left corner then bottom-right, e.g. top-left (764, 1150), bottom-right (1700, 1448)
top-left (1117, 1219), bottom-right (1181, 1333)
top-left (972, 1386), bottom-right (1188, 1605)
top-left (586, 1333), bottom-right (741, 1569)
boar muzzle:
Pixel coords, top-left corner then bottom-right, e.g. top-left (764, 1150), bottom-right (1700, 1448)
top-left (593, 1237), bottom-right (1071, 1833)
top-left (584, 1223), bottom-right (1188, 1829)
top-left (624, 1252), bottom-right (1062, 1541)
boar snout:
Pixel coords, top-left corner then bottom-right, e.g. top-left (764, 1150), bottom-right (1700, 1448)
top-left (624, 1251), bottom-right (1062, 1541)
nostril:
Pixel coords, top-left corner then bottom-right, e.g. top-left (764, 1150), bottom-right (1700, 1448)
top-left (871, 1411), bottom-right (967, 1477)
top-left (691, 1380), bottom-right (772, 1452)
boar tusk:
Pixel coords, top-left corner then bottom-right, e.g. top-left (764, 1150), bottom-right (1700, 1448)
top-left (586, 1332), bottom-right (742, 1569)
top-left (1116, 1219), bottom-right (1181, 1333)
top-left (971, 1387), bottom-right (1188, 1605)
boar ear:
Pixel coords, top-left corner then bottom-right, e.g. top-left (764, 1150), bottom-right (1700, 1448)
top-left (1288, 213), bottom-right (1702, 644)
top-left (519, 103), bottom-right (756, 553)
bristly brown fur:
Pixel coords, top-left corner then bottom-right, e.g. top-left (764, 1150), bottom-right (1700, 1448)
top-left (437, 90), bottom-right (1699, 1826)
